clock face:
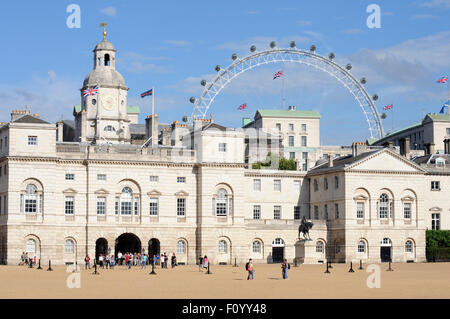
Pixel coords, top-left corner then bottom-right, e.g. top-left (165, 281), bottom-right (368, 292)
top-left (102, 95), bottom-right (116, 111)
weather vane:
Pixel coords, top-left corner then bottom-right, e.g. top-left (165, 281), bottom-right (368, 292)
top-left (100, 22), bottom-right (107, 39)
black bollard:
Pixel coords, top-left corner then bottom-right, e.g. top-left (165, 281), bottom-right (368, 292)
top-left (348, 261), bottom-right (355, 273)
top-left (387, 261), bottom-right (394, 271)
top-left (149, 261), bottom-right (156, 275)
top-left (359, 259), bottom-right (363, 270)
top-left (328, 260), bottom-right (333, 269)
top-left (206, 262), bottom-right (212, 275)
top-left (92, 259), bottom-right (100, 275)
top-left (37, 259), bottom-right (42, 270)
top-left (324, 261), bottom-right (330, 274)
top-left (233, 258), bottom-right (238, 267)
top-left (47, 260), bottom-right (53, 271)
top-left (294, 259), bottom-right (298, 267)
top-left (29, 259), bottom-right (33, 268)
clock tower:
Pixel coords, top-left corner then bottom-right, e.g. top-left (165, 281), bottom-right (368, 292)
top-left (78, 26), bottom-right (131, 144)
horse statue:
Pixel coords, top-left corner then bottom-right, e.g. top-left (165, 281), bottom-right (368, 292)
top-left (298, 216), bottom-right (314, 240)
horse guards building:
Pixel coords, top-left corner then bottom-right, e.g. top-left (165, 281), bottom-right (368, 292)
top-left (0, 33), bottom-right (449, 266)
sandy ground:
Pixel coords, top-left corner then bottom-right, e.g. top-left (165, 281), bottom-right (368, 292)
top-left (0, 262), bottom-right (449, 299)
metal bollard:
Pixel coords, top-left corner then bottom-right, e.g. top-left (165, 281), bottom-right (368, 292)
top-left (47, 260), bottom-right (53, 271)
top-left (92, 259), bottom-right (100, 275)
top-left (294, 259), bottom-right (298, 267)
top-left (233, 258), bottom-right (238, 267)
top-left (328, 260), bottom-right (333, 269)
top-left (359, 259), bottom-right (363, 270)
top-left (206, 262), bottom-right (212, 275)
top-left (37, 259), bottom-right (42, 270)
top-left (387, 261), bottom-right (394, 271)
top-left (324, 261), bottom-right (330, 274)
top-left (29, 259), bottom-right (33, 268)
top-left (149, 261), bottom-right (156, 275)
top-left (348, 261), bottom-right (355, 273)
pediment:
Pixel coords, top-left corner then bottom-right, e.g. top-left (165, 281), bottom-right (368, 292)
top-left (147, 189), bottom-right (162, 196)
top-left (353, 194), bottom-right (368, 201)
top-left (175, 190), bottom-right (189, 197)
top-left (95, 188), bottom-right (109, 195)
top-left (62, 188), bottom-right (78, 195)
top-left (347, 149), bottom-right (426, 173)
top-left (401, 195), bottom-right (415, 201)
top-left (429, 206), bottom-right (442, 212)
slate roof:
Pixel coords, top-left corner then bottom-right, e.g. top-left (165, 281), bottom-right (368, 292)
top-left (12, 115), bottom-right (51, 125)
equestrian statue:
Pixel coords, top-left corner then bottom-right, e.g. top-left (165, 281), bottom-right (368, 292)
top-left (298, 216), bottom-right (314, 240)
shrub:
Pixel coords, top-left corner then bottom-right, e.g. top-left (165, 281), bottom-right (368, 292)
top-left (426, 230), bottom-right (450, 249)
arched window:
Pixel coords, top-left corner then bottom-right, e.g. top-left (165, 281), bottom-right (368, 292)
top-left (216, 188), bottom-right (227, 216)
top-left (177, 240), bottom-right (186, 254)
top-left (358, 241), bottom-right (366, 253)
top-left (316, 241), bottom-right (324, 253)
top-left (218, 240), bottom-right (227, 253)
top-left (121, 187), bottom-right (133, 215)
top-left (379, 193), bottom-right (389, 219)
top-left (25, 184), bottom-right (37, 213)
top-left (65, 239), bottom-right (75, 253)
top-left (104, 54), bottom-right (110, 66)
top-left (26, 239), bottom-right (36, 254)
top-left (405, 240), bottom-right (413, 253)
top-left (381, 238), bottom-right (392, 246)
top-left (252, 241), bottom-right (261, 253)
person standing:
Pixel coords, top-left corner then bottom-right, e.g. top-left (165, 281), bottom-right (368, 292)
top-left (164, 253), bottom-right (169, 269)
top-left (203, 255), bottom-right (209, 271)
top-left (246, 259), bottom-right (254, 280)
top-left (117, 251), bottom-right (123, 265)
top-left (84, 255), bottom-right (91, 270)
top-left (281, 259), bottom-right (290, 279)
top-left (105, 254), bottom-right (110, 269)
top-left (110, 254), bottom-right (115, 269)
top-left (198, 255), bottom-right (203, 271)
top-left (142, 254), bottom-right (147, 269)
top-left (171, 253), bottom-right (176, 268)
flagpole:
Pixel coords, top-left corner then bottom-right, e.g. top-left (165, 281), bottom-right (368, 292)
top-left (447, 75), bottom-right (449, 115)
top-left (392, 106), bottom-right (394, 133)
top-left (282, 72), bottom-right (286, 110)
top-left (152, 87), bottom-right (155, 146)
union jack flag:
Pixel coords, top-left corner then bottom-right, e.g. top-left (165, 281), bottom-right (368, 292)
top-left (383, 104), bottom-right (393, 110)
top-left (83, 86), bottom-right (99, 97)
top-left (437, 76), bottom-right (448, 83)
top-left (238, 103), bottom-right (247, 110)
top-left (273, 70), bottom-right (283, 80)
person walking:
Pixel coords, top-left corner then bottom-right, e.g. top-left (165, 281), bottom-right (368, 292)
top-left (84, 255), bottom-right (91, 270)
top-left (246, 259), bottom-right (254, 280)
top-left (142, 254), bottom-right (147, 269)
top-left (117, 251), bottom-right (123, 265)
top-left (105, 254), bottom-right (110, 269)
top-left (198, 255), bottom-right (203, 271)
top-left (110, 254), bottom-right (115, 269)
top-left (125, 253), bottom-right (130, 269)
top-left (164, 253), bottom-right (169, 269)
top-left (203, 255), bottom-right (209, 271)
top-left (281, 259), bottom-right (290, 279)
top-left (171, 253), bottom-right (176, 268)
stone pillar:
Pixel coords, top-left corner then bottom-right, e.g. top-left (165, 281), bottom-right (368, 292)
top-left (145, 114), bottom-right (159, 146)
top-left (56, 121), bottom-right (64, 142)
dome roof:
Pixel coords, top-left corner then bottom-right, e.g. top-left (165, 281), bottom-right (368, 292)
top-left (94, 39), bottom-right (116, 52)
top-left (83, 68), bottom-right (127, 89)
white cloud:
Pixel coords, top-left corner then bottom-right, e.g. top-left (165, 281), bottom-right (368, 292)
top-left (419, 0), bottom-right (450, 8)
top-left (411, 14), bottom-right (440, 20)
top-left (164, 40), bottom-right (191, 46)
top-left (101, 6), bottom-right (117, 17)
top-left (341, 29), bottom-right (364, 34)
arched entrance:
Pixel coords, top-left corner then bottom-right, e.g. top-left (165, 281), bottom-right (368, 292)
top-left (115, 233), bottom-right (142, 257)
top-left (95, 238), bottom-right (108, 260)
top-left (148, 238), bottom-right (160, 259)
top-left (380, 238), bottom-right (392, 262)
top-left (272, 238), bottom-right (285, 263)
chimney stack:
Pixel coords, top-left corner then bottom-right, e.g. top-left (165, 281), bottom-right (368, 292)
top-left (145, 114), bottom-right (159, 146)
top-left (444, 139), bottom-right (450, 154)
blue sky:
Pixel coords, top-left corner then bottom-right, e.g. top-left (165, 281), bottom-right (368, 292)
top-left (0, 0), bottom-right (449, 145)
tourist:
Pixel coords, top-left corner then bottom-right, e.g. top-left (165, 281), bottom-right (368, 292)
top-left (117, 251), bottom-right (123, 265)
top-left (203, 255), bottom-right (208, 270)
top-left (142, 254), bottom-right (147, 269)
top-left (19, 252), bottom-right (25, 266)
top-left (105, 254), bottom-right (110, 269)
top-left (198, 255), bottom-right (203, 271)
top-left (246, 259), bottom-right (254, 280)
top-left (24, 253), bottom-right (29, 265)
top-left (99, 254), bottom-right (104, 269)
top-left (110, 254), bottom-right (115, 269)
top-left (164, 253), bottom-right (168, 269)
top-left (171, 253), bottom-right (176, 268)
top-left (125, 253), bottom-right (131, 269)
top-left (84, 255), bottom-right (90, 269)
top-left (281, 259), bottom-right (290, 279)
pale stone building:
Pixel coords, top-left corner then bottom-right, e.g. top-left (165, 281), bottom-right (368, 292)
top-left (0, 33), bottom-right (447, 266)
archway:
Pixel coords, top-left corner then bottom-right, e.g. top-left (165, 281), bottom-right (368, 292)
top-left (95, 238), bottom-right (108, 260)
top-left (115, 233), bottom-right (142, 257)
top-left (148, 238), bottom-right (160, 259)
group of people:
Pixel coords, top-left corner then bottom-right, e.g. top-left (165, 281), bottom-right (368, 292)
top-left (245, 258), bottom-right (291, 280)
top-left (84, 251), bottom-right (178, 270)
top-left (19, 252), bottom-right (36, 266)
top-left (198, 255), bottom-right (210, 271)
